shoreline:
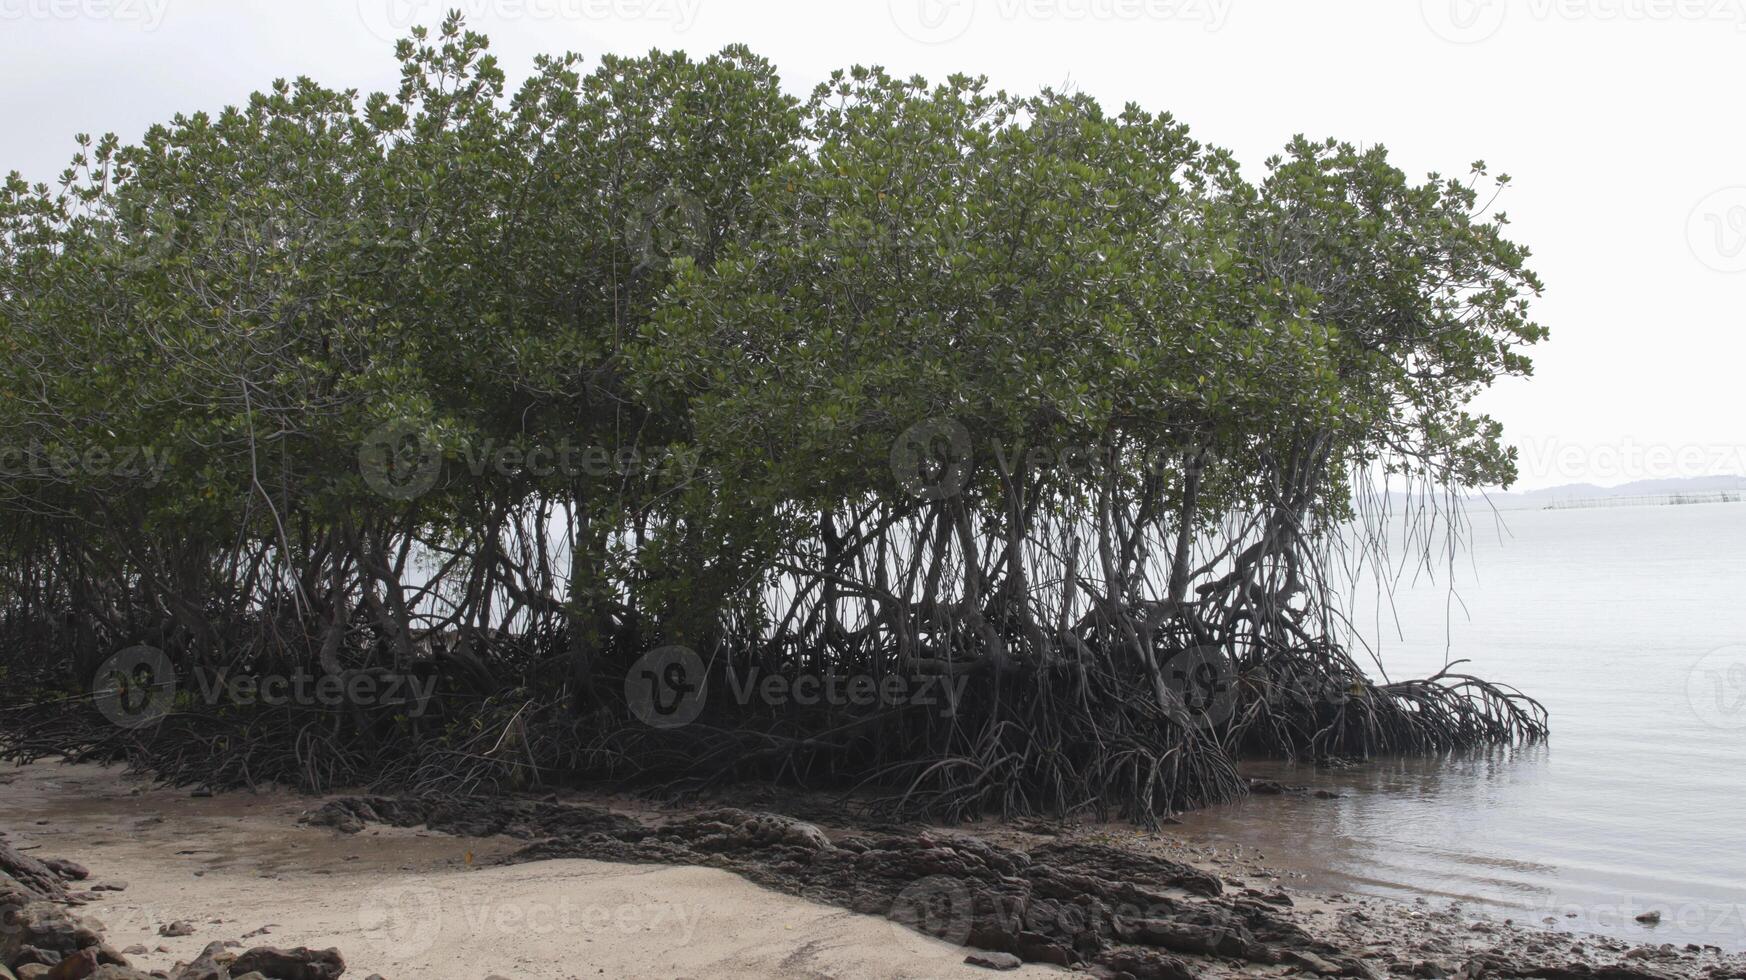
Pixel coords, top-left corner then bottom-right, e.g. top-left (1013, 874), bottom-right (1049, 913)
top-left (4, 761), bottom-right (1742, 980)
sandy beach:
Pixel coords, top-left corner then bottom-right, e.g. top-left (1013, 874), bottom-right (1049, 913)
top-left (0, 762), bottom-right (1061, 979)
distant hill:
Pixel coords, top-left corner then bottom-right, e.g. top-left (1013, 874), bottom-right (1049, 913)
top-left (1475, 476), bottom-right (1746, 511)
top-left (1374, 476), bottom-right (1746, 514)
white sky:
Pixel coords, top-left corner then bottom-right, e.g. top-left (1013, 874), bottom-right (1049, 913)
top-left (3, 0), bottom-right (1742, 491)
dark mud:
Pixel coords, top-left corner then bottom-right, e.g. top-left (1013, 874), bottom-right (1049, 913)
top-left (304, 796), bottom-right (1746, 980)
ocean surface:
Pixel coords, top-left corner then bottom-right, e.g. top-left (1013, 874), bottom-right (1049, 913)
top-left (1172, 501), bottom-right (1746, 948)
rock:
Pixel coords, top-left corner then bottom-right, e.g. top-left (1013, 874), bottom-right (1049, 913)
top-left (38, 864), bottom-right (87, 885)
top-left (230, 946), bottom-right (345, 980)
top-left (119, 949), bottom-right (145, 957)
top-left (1092, 948), bottom-right (1198, 980)
top-left (1635, 911), bottom-right (1662, 925)
top-left (87, 887), bottom-right (125, 895)
top-left (157, 922), bottom-right (195, 938)
top-left (301, 796), bottom-right (639, 840)
top-left (1287, 950), bottom-right (1345, 975)
top-left (44, 950), bottom-right (96, 980)
top-left (0, 845), bottom-right (70, 902)
top-left (15, 968), bottom-right (50, 980)
top-left (9, 947), bottom-right (61, 968)
top-left (1, 903), bottom-right (102, 962)
top-left (90, 969), bottom-right (166, 980)
top-left (175, 941), bottom-right (235, 980)
top-left (234, 974), bottom-right (268, 980)
top-left (964, 951), bottom-right (1022, 970)
top-left (1410, 961), bottom-right (1454, 978)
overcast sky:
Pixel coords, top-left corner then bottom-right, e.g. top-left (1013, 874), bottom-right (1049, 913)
top-left (3, 0), bottom-right (1742, 490)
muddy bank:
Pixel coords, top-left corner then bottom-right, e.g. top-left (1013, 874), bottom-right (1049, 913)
top-left (303, 793), bottom-right (1746, 980)
top-left (7, 762), bottom-right (1745, 979)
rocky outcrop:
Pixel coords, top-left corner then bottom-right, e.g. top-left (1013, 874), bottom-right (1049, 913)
top-left (321, 796), bottom-right (1329, 976)
top-left (299, 795), bottom-right (639, 840)
top-left (0, 842), bottom-right (68, 904)
top-left (228, 946), bottom-right (345, 980)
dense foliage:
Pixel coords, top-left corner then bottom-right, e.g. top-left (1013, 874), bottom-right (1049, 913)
top-left (0, 17), bottom-right (1546, 817)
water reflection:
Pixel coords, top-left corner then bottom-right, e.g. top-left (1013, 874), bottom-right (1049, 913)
top-left (1170, 502), bottom-right (1746, 949)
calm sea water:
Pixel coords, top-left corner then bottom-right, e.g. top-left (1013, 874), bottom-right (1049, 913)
top-left (1173, 501), bottom-right (1746, 948)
